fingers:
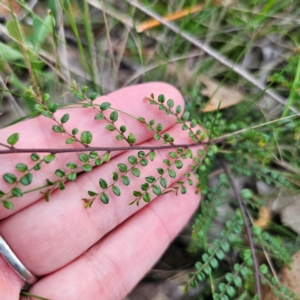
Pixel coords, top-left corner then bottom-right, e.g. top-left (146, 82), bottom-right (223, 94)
top-left (0, 82), bottom-right (184, 218)
top-left (0, 256), bottom-right (24, 300)
top-left (29, 177), bottom-right (201, 300)
top-left (0, 122), bottom-right (204, 276)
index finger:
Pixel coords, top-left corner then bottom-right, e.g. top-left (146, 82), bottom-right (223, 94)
top-left (0, 82), bottom-right (184, 218)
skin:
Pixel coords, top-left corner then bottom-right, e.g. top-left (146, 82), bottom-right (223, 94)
top-left (0, 82), bottom-right (204, 300)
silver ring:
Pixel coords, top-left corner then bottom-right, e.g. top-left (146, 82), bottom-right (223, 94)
top-left (0, 234), bottom-right (38, 285)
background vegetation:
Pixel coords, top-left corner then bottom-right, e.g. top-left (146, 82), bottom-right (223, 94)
top-left (1, 0), bottom-right (300, 299)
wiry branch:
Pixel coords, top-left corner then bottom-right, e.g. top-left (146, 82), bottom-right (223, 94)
top-left (220, 158), bottom-right (262, 300)
top-left (0, 142), bottom-right (207, 155)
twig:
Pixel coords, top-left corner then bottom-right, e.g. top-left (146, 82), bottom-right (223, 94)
top-left (136, 3), bottom-right (207, 33)
top-left (100, 0), bottom-right (118, 77)
top-left (211, 112), bottom-right (300, 144)
top-left (0, 142), bottom-right (207, 155)
top-left (220, 158), bottom-right (262, 300)
top-left (128, 0), bottom-right (298, 114)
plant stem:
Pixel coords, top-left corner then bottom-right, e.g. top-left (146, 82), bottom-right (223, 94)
top-left (220, 158), bottom-right (262, 300)
top-left (0, 142), bottom-right (207, 155)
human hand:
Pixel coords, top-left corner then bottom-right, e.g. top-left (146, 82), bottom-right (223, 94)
top-left (0, 82), bottom-right (203, 300)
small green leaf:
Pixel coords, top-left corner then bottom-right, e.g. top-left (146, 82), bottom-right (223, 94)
top-left (106, 124), bottom-right (115, 131)
top-left (140, 158), bottom-right (148, 166)
top-left (72, 128), bottom-right (78, 135)
top-left (104, 153), bottom-right (110, 162)
top-left (157, 168), bottom-right (164, 175)
top-left (168, 169), bottom-right (176, 178)
top-left (221, 242), bottom-right (230, 252)
top-left (145, 176), bottom-right (155, 183)
top-left (128, 155), bottom-right (137, 165)
top-left (3, 200), bottom-right (14, 210)
top-left (120, 125), bottom-right (126, 133)
top-left (74, 92), bottom-right (84, 100)
top-left (175, 160), bottom-right (183, 169)
top-left (176, 105), bottom-right (182, 114)
top-left (138, 151), bottom-right (145, 158)
top-left (118, 163), bottom-right (127, 173)
top-left (99, 178), bottom-right (108, 189)
top-left (41, 111), bottom-right (53, 118)
top-left (30, 153), bottom-right (40, 161)
top-left (153, 133), bottom-right (160, 140)
top-left (58, 181), bottom-right (65, 190)
top-left (128, 133), bottom-right (136, 144)
top-left (160, 178), bottom-right (167, 188)
top-left (167, 99), bottom-right (174, 108)
top-left (88, 191), bottom-right (97, 196)
top-left (95, 113), bottom-right (104, 120)
top-left (82, 164), bottom-right (92, 172)
top-left (66, 138), bottom-right (75, 144)
top-left (44, 154), bottom-right (56, 164)
top-left (89, 92), bottom-right (98, 100)
top-left (216, 250), bottom-right (224, 260)
top-left (7, 133), bottom-right (19, 146)
top-left (122, 176), bottom-right (130, 186)
top-left (3, 173), bottom-right (17, 184)
top-left (138, 117), bottom-right (146, 123)
top-left (55, 169), bottom-right (65, 177)
top-left (158, 94), bottom-right (165, 103)
top-left (259, 264), bottom-right (268, 275)
top-left (33, 162), bottom-right (41, 170)
top-left (60, 113), bottom-right (70, 124)
top-left (95, 158), bottom-right (103, 166)
top-left (100, 102), bottom-right (111, 111)
top-left (198, 149), bottom-right (205, 156)
top-left (132, 191), bottom-right (141, 199)
top-left (227, 286), bottom-right (235, 297)
top-left (186, 149), bottom-right (193, 158)
top-left (163, 159), bottom-right (171, 166)
top-left (66, 162), bottom-right (77, 169)
top-left (12, 187), bottom-right (23, 197)
top-left (46, 179), bottom-right (55, 186)
top-left (81, 86), bottom-right (88, 93)
top-left (112, 186), bottom-right (121, 196)
top-left (20, 173), bottom-right (33, 186)
top-left (52, 125), bottom-right (64, 133)
top-left (169, 152), bottom-right (177, 159)
top-left (80, 131), bottom-right (93, 144)
top-left (100, 193), bottom-right (109, 204)
top-left (233, 276), bottom-right (242, 287)
top-left (0, 190), bottom-right (4, 197)
top-left (190, 280), bottom-right (197, 288)
top-left (149, 119), bottom-right (155, 126)
top-left (141, 183), bottom-right (149, 191)
top-left (156, 123), bottom-right (163, 132)
top-left (210, 258), bottom-right (218, 268)
top-left (116, 134), bottom-right (123, 140)
top-left (112, 172), bottom-right (118, 181)
top-left (16, 163), bottom-right (28, 172)
top-left (182, 111), bottom-right (190, 121)
top-left (181, 186), bottom-right (187, 194)
top-left (68, 172), bottom-right (77, 181)
top-left (110, 111), bottom-right (118, 122)
top-left (143, 193), bottom-right (151, 202)
top-left (153, 185), bottom-right (161, 196)
top-left (149, 151), bottom-right (156, 161)
top-left (132, 168), bottom-right (140, 177)
top-left (89, 151), bottom-right (98, 159)
top-left (78, 153), bottom-right (89, 162)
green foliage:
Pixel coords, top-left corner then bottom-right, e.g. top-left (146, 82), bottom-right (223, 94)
top-left (1, 54), bottom-right (299, 299)
top-left (7, 133), bottom-right (19, 146)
